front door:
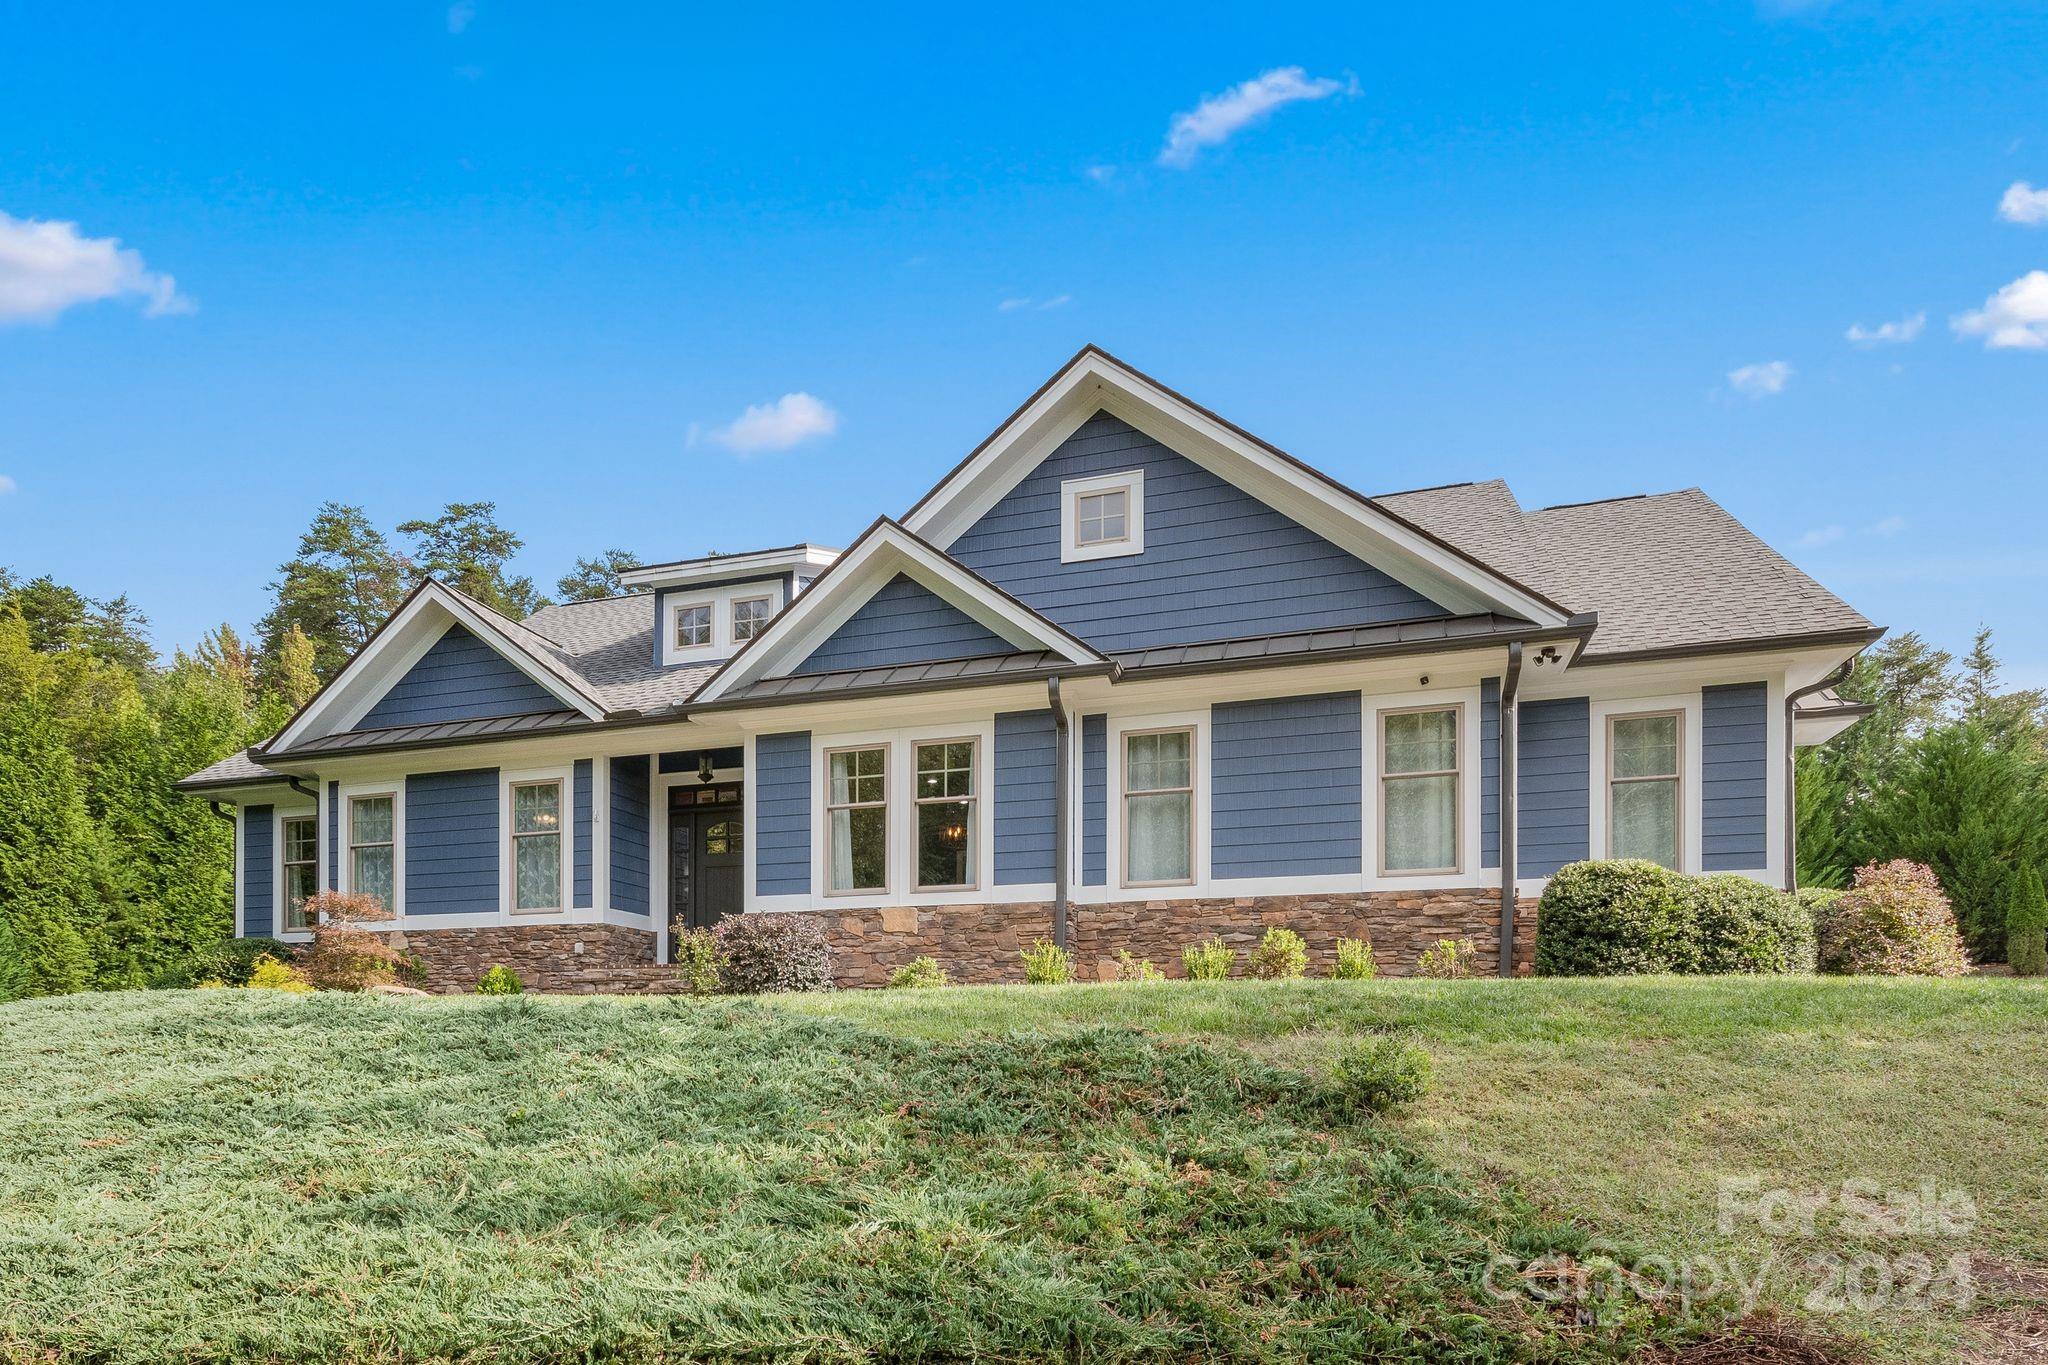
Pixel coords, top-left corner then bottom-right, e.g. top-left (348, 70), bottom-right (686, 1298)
top-left (669, 784), bottom-right (743, 948)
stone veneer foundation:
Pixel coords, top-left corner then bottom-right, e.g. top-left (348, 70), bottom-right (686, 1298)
top-left (394, 922), bottom-right (656, 993)
top-left (818, 891), bottom-right (1539, 988)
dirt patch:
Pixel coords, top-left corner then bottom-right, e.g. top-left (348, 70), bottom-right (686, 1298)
top-left (1644, 1312), bottom-right (1861, 1364)
top-left (1961, 1306), bottom-right (2048, 1365)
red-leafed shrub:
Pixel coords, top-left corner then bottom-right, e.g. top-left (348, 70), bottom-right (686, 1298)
top-left (1813, 860), bottom-right (1972, 977)
top-left (713, 913), bottom-right (834, 994)
top-left (300, 891), bottom-right (411, 992)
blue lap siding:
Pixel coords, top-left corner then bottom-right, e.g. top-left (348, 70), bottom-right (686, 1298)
top-left (1081, 714), bottom-right (1107, 887)
top-left (359, 624), bottom-right (562, 729)
top-left (1211, 692), bottom-right (1363, 879)
top-left (404, 769), bottom-right (499, 915)
top-left (1517, 697), bottom-right (1590, 877)
top-left (242, 805), bottom-right (274, 938)
top-left (794, 574), bottom-right (1012, 675)
top-left (609, 756), bottom-right (650, 915)
top-left (754, 732), bottom-right (812, 895)
top-left (993, 710), bottom-right (1056, 885)
top-left (1701, 683), bottom-right (1770, 870)
top-left (572, 759), bottom-right (594, 908)
top-left (945, 411), bottom-right (1449, 653)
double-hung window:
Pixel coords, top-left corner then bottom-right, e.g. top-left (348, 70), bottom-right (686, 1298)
top-left (1608, 712), bottom-right (1682, 869)
top-left (281, 816), bottom-right (318, 931)
top-left (510, 779), bottom-right (565, 911)
top-left (914, 740), bottom-right (976, 890)
top-left (1123, 728), bottom-right (1193, 886)
top-left (731, 596), bottom-right (772, 643)
top-left (674, 603), bottom-right (712, 648)
top-left (1381, 707), bottom-right (1460, 874)
top-left (348, 795), bottom-right (396, 910)
top-left (827, 746), bottom-right (888, 893)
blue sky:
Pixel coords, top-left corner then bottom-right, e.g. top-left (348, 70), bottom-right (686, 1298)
top-left (4, 2), bottom-right (2046, 682)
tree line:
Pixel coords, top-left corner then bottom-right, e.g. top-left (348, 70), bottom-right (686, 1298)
top-left (3, 502), bottom-right (2045, 995)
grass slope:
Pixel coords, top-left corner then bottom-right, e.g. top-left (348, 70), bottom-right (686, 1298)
top-left (0, 990), bottom-right (1680, 1364)
top-left (791, 977), bottom-right (2048, 1363)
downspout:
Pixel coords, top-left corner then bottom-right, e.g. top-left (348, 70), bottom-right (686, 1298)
top-left (1498, 642), bottom-right (1524, 979)
top-left (206, 801), bottom-right (235, 826)
top-left (1048, 676), bottom-right (1071, 952)
top-left (1784, 660), bottom-right (1854, 892)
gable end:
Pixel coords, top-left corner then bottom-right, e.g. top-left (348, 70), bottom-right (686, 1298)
top-left (358, 624), bottom-right (565, 729)
top-left (794, 574), bottom-right (1012, 675)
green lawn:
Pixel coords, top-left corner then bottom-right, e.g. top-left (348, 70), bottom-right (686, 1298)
top-left (1, 978), bottom-right (2041, 1363)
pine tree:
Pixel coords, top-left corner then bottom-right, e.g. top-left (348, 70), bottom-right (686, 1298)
top-left (257, 502), bottom-right (411, 679)
top-left (2008, 868), bottom-right (2048, 977)
top-left (556, 548), bottom-right (643, 602)
top-left (398, 502), bottom-right (543, 617)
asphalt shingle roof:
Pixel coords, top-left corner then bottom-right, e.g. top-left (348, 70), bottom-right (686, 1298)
top-left (1372, 481), bottom-right (1874, 659)
top-left (520, 593), bottom-right (722, 713)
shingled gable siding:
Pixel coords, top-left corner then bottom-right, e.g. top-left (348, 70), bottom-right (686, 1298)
top-left (242, 805), bottom-right (273, 938)
top-left (609, 756), bottom-right (650, 915)
top-left (1480, 678), bottom-right (1501, 869)
top-left (993, 710), bottom-right (1056, 884)
top-left (792, 574), bottom-right (1012, 676)
top-left (572, 759), bottom-right (593, 909)
top-left (1517, 698), bottom-right (1590, 877)
top-left (754, 731), bottom-right (812, 895)
top-left (404, 769), bottom-right (499, 915)
top-left (359, 624), bottom-right (562, 729)
top-left (1210, 693), bottom-right (1363, 879)
top-left (1702, 682), bottom-right (1769, 870)
top-left (1081, 714), bottom-right (1107, 887)
top-left (945, 411), bottom-right (1450, 653)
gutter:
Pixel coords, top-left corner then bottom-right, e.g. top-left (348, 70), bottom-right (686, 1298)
top-left (1572, 625), bottom-right (1885, 668)
top-left (1497, 641), bottom-right (1523, 978)
top-left (1047, 676), bottom-right (1071, 952)
top-left (1783, 659), bottom-right (1855, 892)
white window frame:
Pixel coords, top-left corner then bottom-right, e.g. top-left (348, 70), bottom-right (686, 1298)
top-left (1605, 709), bottom-right (1685, 871)
top-left (824, 742), bottom-right (892, 897)
top-left (501, 766), bottom-right (572, 915)
top-left (672, 601), bottom-right (713, 649)
top-left (336, 782), bottom-right (404, 916)
top-left (1358, 687), bottom-right (1483, 891)
top-left (1120, 724), bottom-right (1197, 889)
top-left (1060, 469), bottom-right (1145, 563)
top-left (1586, 692), bottom-right (1705, 874)
top-left (799, 720), bottom-right (998, 908)
top-left (1376, 702), bottom-right (1465, 878)
top-left (911, 736), bottom-right (980, 893)
top-left (275, 808), bottom-right (320, 937)
top-left (731, 594), bottom-right (773, 643)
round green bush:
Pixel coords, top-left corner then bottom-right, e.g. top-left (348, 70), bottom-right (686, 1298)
top-left (1687, 874), bottom-right (1817, 974)
top-left (1332, 1036), bottom-right (1432, 1114)
top-left (1248, 927), bottom-right (1308, 980)
top-left (887, 956), bottom-right (948, 989)
top-left (475, 965), bottom-right (524, 995)
top-left (1533, 860), bottom-right (1691, 976)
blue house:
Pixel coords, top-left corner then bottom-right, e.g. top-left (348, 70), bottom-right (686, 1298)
top-left (178, 347), bottom-right (1879, 988)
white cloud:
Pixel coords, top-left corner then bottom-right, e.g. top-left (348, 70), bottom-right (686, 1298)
top-left (1158, 67), bottom-right (1351, 168)
top-left (0, 475), bottom-right (15, 495)
top-left (447, 0), bottom-right (476, 33)
top-left (998, 294), bottom-right (1071, 313)
top-left (1952, 270), bottom-right (2048, 350)
top-left (1867, 514), bottom-right (1907, 536)
top-left (1845, 311), bottom-right (1925, 346)
top-left (0, 211), bottom-right (189, 324)
top-left (702, 392), bottom-right (838, 454)
top-left (1998, 180), bottom-right (2048, 226)
top-left (1725, 360), bottom-right (1793, 397)
top-left (1797, 525), bottom-right (1845, 548)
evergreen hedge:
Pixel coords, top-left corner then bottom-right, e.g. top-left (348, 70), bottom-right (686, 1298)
top-left (1534, 860), bottom-right (1815, 977)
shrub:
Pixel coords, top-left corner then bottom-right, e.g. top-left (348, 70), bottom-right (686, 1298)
top-left (714, 914), bottom-right (834, 994)
top-left (1332, 936), bottom-right (1377, 980)
top-left (672, 928), bottom-right (723, 996)
top-left (148, 936), bottom-right (297, 990)
top-left (1020, 939), bottom-right (1073, 985)
top-left (1688, 874), bottom-right (1817, 975)
top-left (1814, 860), bottom-right (1972, 977)
top-left (1332, 1036), bottom-right (1433, 1114)
top-left (475, 965), bottom-right (524, 996)
top-left (246, 955), bottom-right (312, 993)
top-left (1417, 938), bottom-right (1478, 980)
top-left (1181, 936), bottom-right (1235, 981)
top-left (1112, 949), bottom-right (1164, 983)
top-left (1534, 860), bottom-right (1691, 976)
top-left (300, 892), bottom-right (410, 992)
top-left (1248, 927), bottom-right (1308, 980)
top-left (2009, 868), bottom-right (2048, 978)
top-left (888, 956), bottom-right (949, 989)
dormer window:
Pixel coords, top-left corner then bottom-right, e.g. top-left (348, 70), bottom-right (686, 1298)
top-left (674, 603), bottom-right (712, 648)
top-left (732, 596), bottom-right (772, 642)
top-left (1060, 470), bottom-right (1145, 562)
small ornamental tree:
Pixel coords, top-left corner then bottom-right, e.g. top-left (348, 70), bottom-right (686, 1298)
top-left (2007, 868), bottom-right (2048, 978)
top-left (1814, 860), bottom-right (1972, 977)
top-left (300, 891), bottom-right (410, 991)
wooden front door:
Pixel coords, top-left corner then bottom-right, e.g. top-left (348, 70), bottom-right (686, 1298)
top-left (669, 784), bottom-right (743, 946)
